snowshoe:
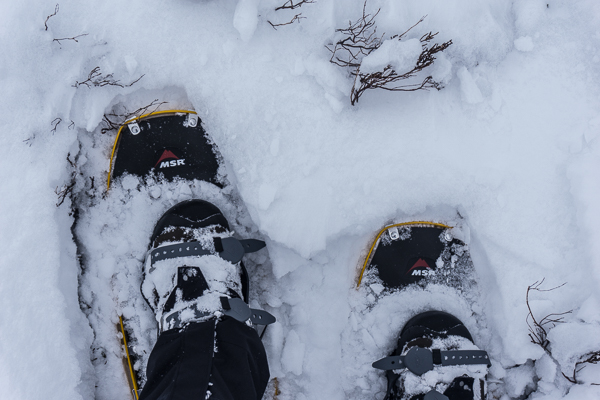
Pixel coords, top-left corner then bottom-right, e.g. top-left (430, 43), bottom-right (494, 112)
top-left (359, 222), bottom-right (489, 400)
top-left (109, 110), bottom-right (273, 400)
top-left (108, 109), bottom-right (222, 189)
top-left (357, 221), bottom-right (474, 291)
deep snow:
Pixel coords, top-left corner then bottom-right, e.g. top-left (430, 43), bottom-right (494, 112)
top-left (1, 0), bottom-right (600, 399)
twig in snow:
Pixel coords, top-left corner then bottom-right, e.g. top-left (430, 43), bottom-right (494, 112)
top-left (101, 99), bottom-right (168, 134)
top-left (51, 118), bottom-right (62, 133)
top-left (268, 14), bottom-right (305, 29)
top-left (326, 1), bottom-right (452, 105)
top-left (268, 0), bottom-right (314, 28)
top-left (275, 0), bottom-right (315, 11)
top-left (526, 279), bottom-right (570, 351)
top-left (45, 4), bottom-right (59, 31)
top-left (562, 351), bottom-right (600, 385)
top-left (73, 67), bottom-right (145, 89)
top-left (53, 33), bottom-right (88, 45)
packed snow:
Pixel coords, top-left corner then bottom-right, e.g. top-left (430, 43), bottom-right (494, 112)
top-left (1, 0), bottom-right (600, 399)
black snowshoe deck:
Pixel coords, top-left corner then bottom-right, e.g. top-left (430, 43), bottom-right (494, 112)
top-left (108, 110), bottom-right (221, 188)
top-left (358, 222), bottom-right (453, 289)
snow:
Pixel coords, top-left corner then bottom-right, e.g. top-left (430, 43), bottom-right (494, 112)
top-left (1, 0), bottom-right (600, 399)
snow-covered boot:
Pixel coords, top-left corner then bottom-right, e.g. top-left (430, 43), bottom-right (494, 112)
top-left (141, 199), bottom-right (275, 332)
top-left (373, 311), bottom-right (490, 400)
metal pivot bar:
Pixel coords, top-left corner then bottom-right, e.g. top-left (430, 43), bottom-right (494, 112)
top-left (220, 297), bottom-right (276, 325)
top-left (372, 347), bottom-right (490, 375)
top-left (150, 237), bottom-right (267, 267)
top-left (128, 121), bottom-right (141, 135)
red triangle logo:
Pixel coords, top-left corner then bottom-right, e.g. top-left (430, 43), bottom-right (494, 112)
top-left (155, 150), bottom-right (179, 167)
top-left (407, 258), bottom-right (431, 273)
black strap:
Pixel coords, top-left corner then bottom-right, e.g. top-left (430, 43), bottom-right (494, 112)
top-left (150, 237), bottom-right (266, 268)
top-left (373, 347), bottom-right (490, 376)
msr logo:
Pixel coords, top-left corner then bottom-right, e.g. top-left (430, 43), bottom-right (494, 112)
top-left (155, 149), bottom-right (186, 169)
top-left (406, 258), bottom-right (435, 276)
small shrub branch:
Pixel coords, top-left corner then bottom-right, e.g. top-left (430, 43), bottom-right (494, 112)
top-left (525, 279), bottom-right (570, 351)
top-left (73, 67), bottom-right (145, 89)
top-left (268, 14), bottom-right (305, 29)
top-left (268, 0), bottom-right (314, 29)
top-left (326, 1), bottom-right (452, 105)
top-left (275, 0), bottom-right (314, 11)
top-left (53, 33), bottom-right (88, 45)
top-left (101, 99), bottom-right (167, 134)
top-left (525, 279), bottom-right (600, 385)
top-left (45, 4), bottom-right (59, 31)
top-left (56, 153), bottom-right (76, 207)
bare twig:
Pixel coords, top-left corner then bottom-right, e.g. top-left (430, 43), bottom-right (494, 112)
top-left (51, 118), bottom-right (62, 133)
top-left (326, 1), bottom-right (452, 105)
top-left (101, 99), bottom-right (168, 134)
top-left (525, 280), bottom-right (600, 386)
top-left (526, 279), bottom-right (570, 351)
top-left (55, 182), bottom-right (75, 207)
top-left (53, 33), bottom-right (88, 45)
top-left (268, 14), bottom-right (305, 29)
top-left (275, 0), bottom-right (314, 10)
top-left (73, 67), bottom-right (145, 89)
top-left (269, 0), bottom-right (314, 27)
top-left (66, 153), bottom-right (75, 168)
top-left (326, 3), bottom-right (382, 69)
top-left (561, 351), bottom-right (600, 385)
top-left (45, 4), bottom-right (59, 31)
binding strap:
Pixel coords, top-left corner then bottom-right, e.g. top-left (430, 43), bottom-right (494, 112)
top-left (373, 347), bottom-right (490, 375)
top-left (150, 237), bottom-right (266, 269)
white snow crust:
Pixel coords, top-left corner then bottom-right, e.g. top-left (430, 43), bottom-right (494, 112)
top-left (2, 0), bottom-right (600, 399)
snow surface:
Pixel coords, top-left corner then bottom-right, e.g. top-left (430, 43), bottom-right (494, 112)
top-left (1, 0), bottom-right (600, 399)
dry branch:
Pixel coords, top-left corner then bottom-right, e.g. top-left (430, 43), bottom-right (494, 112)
top-left (268, 0), bottom-right (314, 28)
top-left (51, 118), bottom-right (62, 133)
top-left (53, 33), bottom-right (88, 45)
top-left (326, 1), bottom-right (452, 105)
top-left (275, 0), bottom-right (314, 11)
top-left (268, 14), bottom-right (305, 29)
top-left (45, 4), bottom-right (59, 31)
top-left (55, 154), bottom-right (76, 207)
top-left (101, 99), bottom-right (168, 134)
top-left (525, 279), bottom-right (570, 351)
top-left (73, 67), bottom-right (145, 89)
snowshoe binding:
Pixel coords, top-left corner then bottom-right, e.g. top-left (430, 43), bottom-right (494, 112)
top-left (359, 222), bottom-right (489, 399)
top-left (373, 311), bottom-right (490, 400)
top-left (141, 199), bottom-right (275, 332)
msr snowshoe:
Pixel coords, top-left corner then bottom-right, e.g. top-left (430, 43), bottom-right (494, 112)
top-left (359, 222), bottom-right (489, 399)
top-left (108, 110), bottom-right (222, 188)
top-left (373, 311), bottom-right (490, 400)
top-left (358, 222), bottom-right (473, 291)
top-left (141, 199), bottom-right (275, 333)
top-left (109, 109), bottom-right (273, 400)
